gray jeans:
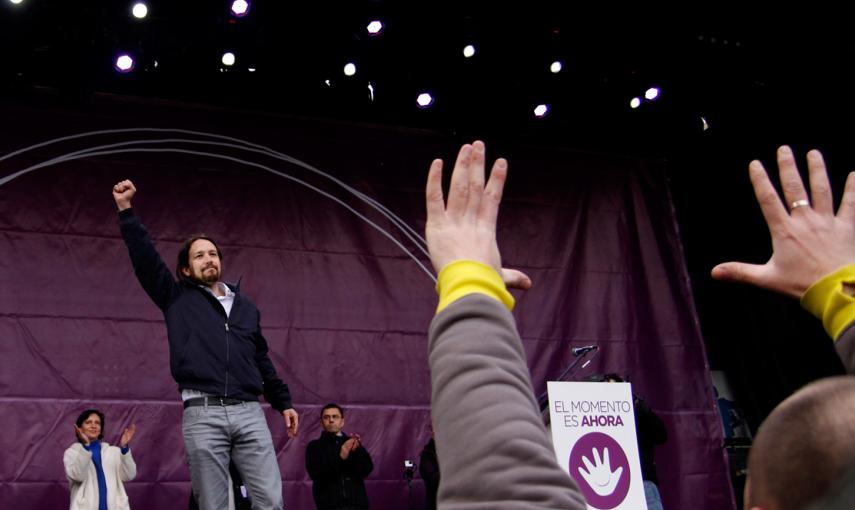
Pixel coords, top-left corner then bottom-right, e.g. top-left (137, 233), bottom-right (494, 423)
top-left (183, 401), bottom-right (283, 510)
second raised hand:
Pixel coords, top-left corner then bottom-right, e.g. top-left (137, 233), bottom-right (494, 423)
top-left (424, 141), bottom-right (532, 290)
top-left (712, 146), bottom-right (855, 298)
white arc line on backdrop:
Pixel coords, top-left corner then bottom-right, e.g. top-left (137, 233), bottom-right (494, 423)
top-left (0, 128), bottom-right (427, 252)
top-left (0, 131), bottom-right (435, 281)
top-left (0, 137), bottom-right (429, 258)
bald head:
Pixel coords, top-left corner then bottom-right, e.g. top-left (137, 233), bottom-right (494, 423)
top-left (746, 376), bottom-right (855, 510)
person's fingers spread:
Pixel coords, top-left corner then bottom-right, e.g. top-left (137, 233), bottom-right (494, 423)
top-left (807, 149), bottom-right (833, 215)
top-left (446, 144), bottom-right (473, 216)
top-left (425, 160), bottom-right (445, 221)
top-left (501, 268), bottom-right (532, 290)
top-left (479, 158), bottom-right (508, 228)
top-left (776, 145), bottom-right (809, 209)
top-left (837, 171), bottom-right (855, 221)
top-left (465, 141), bottom-right (487, 218)
top-left (749, 160), bottom-right (789, 233)
top-left (711, 262), bottom-right (765, 287)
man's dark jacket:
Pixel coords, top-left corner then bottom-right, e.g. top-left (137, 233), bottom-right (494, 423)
top-left (305, 431), bottom-right (373, 509)
top-left (119, 208), bottom-right (292, 410)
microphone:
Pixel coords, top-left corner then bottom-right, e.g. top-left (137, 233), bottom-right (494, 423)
top-left (572, 345), bottom-right (598, 357)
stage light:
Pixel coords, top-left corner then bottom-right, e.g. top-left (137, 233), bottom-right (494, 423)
top-left (630, 97), bottom-right (641, 109)
top-left (231, 0), bottom-right (250, 17)
top-left (533, 104), bottom-right (549, 117)
top-left (645, 87), bottom-right (660, 100)
top-left (416, 92), bottom-right (434, 108)
top-left (131, 2), bottom-right (148, 19)
top-left (115, 55), bottom-right (134, 73)
top-left (463, 45), bottom-right (476, 58)
top-left (9, 0), bottom-right (24, 4)
top-left (343, 62), bottom-right (356, 76)
top-left (550, 61), bottom-right (563, 73)
top-left (367, 20), bottom-right (383, 35)
top-left (367, 82), bottom-right (375, 101)
top-left (222, 52), bottom-right (236, 66)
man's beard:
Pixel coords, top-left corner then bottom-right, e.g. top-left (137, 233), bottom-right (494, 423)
top-left (192, 266), bottom-right (219, 284)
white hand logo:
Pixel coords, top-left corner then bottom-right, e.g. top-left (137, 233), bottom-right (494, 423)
top-left (577, 446), bottom-right (623, 496)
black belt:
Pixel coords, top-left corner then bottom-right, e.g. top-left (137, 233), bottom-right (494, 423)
top-left (183, 397), bottom-right (248, 409)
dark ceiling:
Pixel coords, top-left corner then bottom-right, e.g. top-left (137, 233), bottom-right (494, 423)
top-left (4, 3), bottom-right (854, 154)
top-left (3, 1), bottom-right (855, 431)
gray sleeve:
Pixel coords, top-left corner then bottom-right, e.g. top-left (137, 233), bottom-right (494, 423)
top-left (836, 322), bottom-right (855, 374)
top-left (428, 293), bottom-right (586, 509)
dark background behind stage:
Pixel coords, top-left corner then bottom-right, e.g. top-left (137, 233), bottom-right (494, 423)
top-left (3, 3), bottom-right (855, 509)
top-left (0, 97), bottom-right (729, 508)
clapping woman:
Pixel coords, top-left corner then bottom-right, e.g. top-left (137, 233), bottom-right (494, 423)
top-left (63, 409), bottom-right (137, 510)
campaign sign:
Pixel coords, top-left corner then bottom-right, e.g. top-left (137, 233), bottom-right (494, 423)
top-left (548, 381), bottom-right (647, 510)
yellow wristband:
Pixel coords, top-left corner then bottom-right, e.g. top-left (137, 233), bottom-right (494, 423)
top-left (436, 260), bottom-right (515, 313)
top-left (801, 264), bottom-right (855, 340)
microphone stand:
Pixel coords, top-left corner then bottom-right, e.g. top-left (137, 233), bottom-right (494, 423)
top-left (403, 465), bottom-right (416, 510)
top-left (537, 348), bottom-right (598, 424)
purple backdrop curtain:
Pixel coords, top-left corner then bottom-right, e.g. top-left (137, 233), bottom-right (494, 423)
top-left (0, 95), bottom-right (733, 509)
